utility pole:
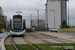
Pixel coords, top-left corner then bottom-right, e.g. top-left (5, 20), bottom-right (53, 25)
top-left (50, 10), bottom-right (55, 28)
top-left (6, 16), bottom-right (7, 35)
top-left (30, 14), bottom-right (32, 31)
top-left (68, 0), bottom-right (69, 27)
top-left (37, 10), bottom-right (39, 31)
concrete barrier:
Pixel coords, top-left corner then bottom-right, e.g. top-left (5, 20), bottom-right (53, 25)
top-left (0, 34), bottom-right (10, 50)
top-left (58, 28), bottom-right (75, 32)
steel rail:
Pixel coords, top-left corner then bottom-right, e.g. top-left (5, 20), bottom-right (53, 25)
top-left (39, 33), bottom-right (75, 43)
top-left (23, 37), bottom-right (39, 50)
top-left (11, 37), bottom-right (19, 50)
top-left (37, 33), bottom-right (72, 43)
top-left (29, 33), bottom-right (70, 50)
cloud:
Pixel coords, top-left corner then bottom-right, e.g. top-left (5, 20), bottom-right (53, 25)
top-left (0, 0), bottom-right (46, 28)
top-left (0, 0), bottom-right (75, 27)
top-left (0, 0), bottom-right (45, 17)
top-left (66, 0), bottom-right (75, 26)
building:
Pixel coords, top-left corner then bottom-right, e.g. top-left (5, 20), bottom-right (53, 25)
top-left (31, 19), bottom-right (45, 31)
top-left (45, 0), bottom-right (68, 30)
top-left (0, 6), bottom-right (7, 32)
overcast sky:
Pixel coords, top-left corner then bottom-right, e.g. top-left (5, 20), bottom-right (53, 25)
top-left (0, 0), bottom-right (46, 28)
top-left (68, 0), bottom-right (75, 26)
top-left (0, 0), bottom-right (75, 28)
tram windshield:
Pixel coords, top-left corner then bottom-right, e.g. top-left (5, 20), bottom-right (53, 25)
top-left (13, 15), bottom-right (22, 30)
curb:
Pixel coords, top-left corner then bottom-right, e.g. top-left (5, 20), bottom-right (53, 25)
top-left (38, 32), bottom-right (75, 42)
top-left (1, 34), bottom-right (10, 50)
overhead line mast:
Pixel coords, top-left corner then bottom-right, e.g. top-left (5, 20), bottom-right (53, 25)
top-left (31, 0), bottom-right (42, 14)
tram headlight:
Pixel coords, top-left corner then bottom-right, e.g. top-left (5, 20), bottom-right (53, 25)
top-left (17, 30), bottom-right (18, 32)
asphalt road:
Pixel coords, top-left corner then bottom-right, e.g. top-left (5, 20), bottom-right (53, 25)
top-left (58, 32), bottom-right (75, 36)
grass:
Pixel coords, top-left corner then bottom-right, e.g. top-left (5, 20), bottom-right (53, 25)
top-left (56, 43), bottom-right (75, 50)
top-left (6, 44), bottom-right (36, 50)
top-left (33, 44), bottom-right (65, 50)
top-left (6, 43), bottom-right (75, 50)
top-left (16, 44), bottom-right (36, 50)
top-left (5, 45), bottom-right (16, 50)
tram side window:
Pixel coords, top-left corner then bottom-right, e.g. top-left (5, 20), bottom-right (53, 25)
top-left (23, 20), bottom-right (26, 30)
top-left (10, 20), bottom-right (12, 30)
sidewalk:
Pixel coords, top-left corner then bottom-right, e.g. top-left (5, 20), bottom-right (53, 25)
top-left (40, 32), bottom-right (75, 42)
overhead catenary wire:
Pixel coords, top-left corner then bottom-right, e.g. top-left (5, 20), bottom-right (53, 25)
top-left (16, 0), bottom-right (22, 13)
top-left (16, 0), bottom-right (42, 14)
top-left (31, 0), bottom-right (42, 14)
top-left (16, 0), bottom-right (19, 11)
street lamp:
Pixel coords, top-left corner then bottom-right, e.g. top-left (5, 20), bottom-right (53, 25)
top-left (68, 0), bottom-right (69, 27)
top-left (30, 14), bottom-right (32, 32)
top-left (37, 10), bottom-right (39, 31)
top-left (50, 10), bottom-right (55, 28)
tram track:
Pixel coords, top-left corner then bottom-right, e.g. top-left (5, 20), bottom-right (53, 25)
top-left (33, 33), bottom-right (74, 43)
top-left (22, 37), bottom-right (39, 50)
top-left (5, 36), bottom-right (39, 50)
top-left (5, 32), bottom-right (73, 50)
top-left (29, 33), bottom-right (70, 50)
top-left (11, 37), bottom-right (19, 50)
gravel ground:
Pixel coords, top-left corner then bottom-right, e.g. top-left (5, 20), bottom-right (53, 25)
top-left (58, 32), bottom-right (75, 36)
